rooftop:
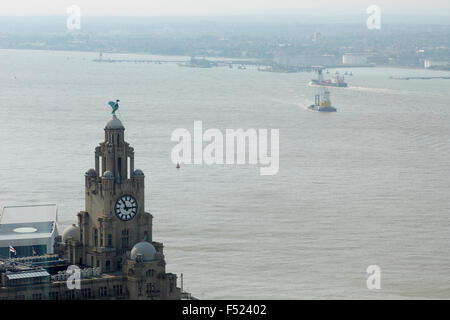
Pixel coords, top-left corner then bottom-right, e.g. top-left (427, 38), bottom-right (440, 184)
top-left (1, 204), bottom-right (57, 224)
top-left (6, 269), bottom-right (50, 280)
top-left (0, 204), bottom-right (57, 241)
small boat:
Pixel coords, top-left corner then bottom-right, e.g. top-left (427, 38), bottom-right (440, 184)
top-left (308, 88), bottom-right (337, 112)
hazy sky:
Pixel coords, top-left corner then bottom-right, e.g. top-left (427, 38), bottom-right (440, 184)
top-left (1, 0), bottom-right (449, 16)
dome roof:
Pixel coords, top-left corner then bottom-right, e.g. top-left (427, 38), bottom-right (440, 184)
top-left (103, 171), bottom-right (114, 179)
top-left (85, 168), bottom-right (97, 177)
top-left (130, 241), bottom-right (157, 262)
top-left (105, 115), bottom-right (124, 130)
top-left (133, 169), bottom-right (144, 176)
top-left (62, 224), bottom-right (80, 242)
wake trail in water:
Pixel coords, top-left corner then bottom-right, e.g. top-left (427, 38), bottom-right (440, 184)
top-left (347, 86), bottom-right (405, 94)
top-left (348, 86), bottom-right (448, 99)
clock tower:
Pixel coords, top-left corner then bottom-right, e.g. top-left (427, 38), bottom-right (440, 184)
top-left (52, 103), bottom-right (187, 299)
top-left (78, 113), bottom-right (152, 273)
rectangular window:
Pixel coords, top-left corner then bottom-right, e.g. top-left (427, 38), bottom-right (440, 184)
top-left (118, 157), bottom-right (122, 182)
top-left (121, 229), bottom-right (129, 249)
top-left (99, 287), bottom-right (107, 297)
top-left (127, 157), bottom-right (131, 179)
top-left (113, 285), bottom-right (123, 296)
top-left (107, 234), bottom-right (112, 247)
top-left (94, 229), bottom-right (98, 247)
top-left (49, 292), bottom-right (59, 300)
top-left (82, 288), bottom-right (91, 298)
top-left (65, 291), bottom-right (75, 300)
top-left (31, 293), bottom-right (42, 300)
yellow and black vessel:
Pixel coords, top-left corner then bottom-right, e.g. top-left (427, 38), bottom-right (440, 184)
top-left (308, 88), bottom-right (337, 112)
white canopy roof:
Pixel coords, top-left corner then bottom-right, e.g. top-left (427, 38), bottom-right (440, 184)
top-left (1, 204), bottom-right (57, 224)
top-left (0, 204), bottom-right (58, 243)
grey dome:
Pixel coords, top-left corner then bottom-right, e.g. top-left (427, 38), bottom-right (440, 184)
top-left (130, 241), bottom-right (157, 262)
top-left (103, 171), bottom-right (114, 179)
top-left (133, 169), bottom-right (144, 176)
top-left (105, 115), bottom-right (124, 130)
top-left (85, 168), bottom-right (97, 177)
top-left (62, 224), bottom-right (80, 242)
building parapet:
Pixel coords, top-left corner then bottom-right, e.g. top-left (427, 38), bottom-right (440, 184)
top-left (51, 267), bottom-right (102, 281)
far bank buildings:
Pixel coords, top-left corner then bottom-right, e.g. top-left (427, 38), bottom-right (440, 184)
top-left (0, 110), bottom-right (192, 300)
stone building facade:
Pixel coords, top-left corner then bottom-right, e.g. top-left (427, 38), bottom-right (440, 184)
top-left (0, 113), bottom-right (186, 300)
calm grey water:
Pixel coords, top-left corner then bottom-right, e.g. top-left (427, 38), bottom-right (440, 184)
top-left (1, 49), bottom-right (450, 299)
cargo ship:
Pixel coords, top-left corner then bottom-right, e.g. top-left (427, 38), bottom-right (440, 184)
top-left (310, 69), bottom-right (347, 87)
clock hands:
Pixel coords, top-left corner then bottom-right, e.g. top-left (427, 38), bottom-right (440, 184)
top-left (123, 204), bottom-right (136, 211)
top-left (115, 196), bottom-right (138, 221)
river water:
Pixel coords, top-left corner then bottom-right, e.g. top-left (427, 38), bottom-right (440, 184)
top-left (1, 49), bottom-right (450, 299)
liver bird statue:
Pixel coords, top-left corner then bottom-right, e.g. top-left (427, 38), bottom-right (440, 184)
top-left (108, 99), bottom-right (120, 115)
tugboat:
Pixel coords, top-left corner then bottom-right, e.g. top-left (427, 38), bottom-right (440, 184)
top-left (308, 87), bottom-right (337, 112)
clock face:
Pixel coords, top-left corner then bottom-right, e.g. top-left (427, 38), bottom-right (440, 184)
top-left (115, 195), bottom-right (138, 221)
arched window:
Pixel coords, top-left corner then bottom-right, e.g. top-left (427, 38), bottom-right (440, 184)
top-left (105, 260), bottom-right (111, 272)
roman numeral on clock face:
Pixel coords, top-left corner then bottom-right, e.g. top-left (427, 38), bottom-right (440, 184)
top-left (114, 195), bottom-right (138, 221)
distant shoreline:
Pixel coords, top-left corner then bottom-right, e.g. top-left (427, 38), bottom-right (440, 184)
top-left (1, 47), bottom-right (449, 72)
